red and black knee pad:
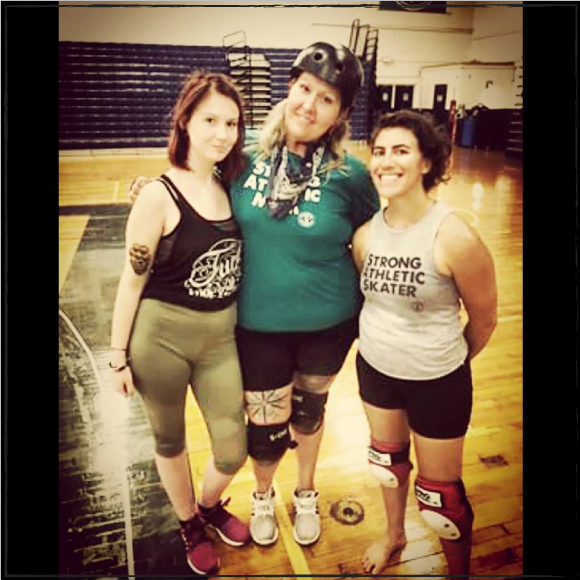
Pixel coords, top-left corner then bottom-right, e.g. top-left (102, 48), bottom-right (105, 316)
top-left (414, 476), bottom-right (474, 541)
top-left (368, 439), bottom-right (413, 488)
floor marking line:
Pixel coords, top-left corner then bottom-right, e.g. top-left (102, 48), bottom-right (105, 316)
top-left (58, 309), bottom-right (135, 578)
top-left (59, 309), bottom-right (94, 432)
top-left (272, 479), bottom-right (313, 579)
top-left (59, 215), bottom-right (89, 293)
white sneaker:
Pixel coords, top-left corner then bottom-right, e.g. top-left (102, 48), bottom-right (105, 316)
top-left (292, 489), bottom-right (321, 545)
top-left (250, 488), bottom-right (278, 546)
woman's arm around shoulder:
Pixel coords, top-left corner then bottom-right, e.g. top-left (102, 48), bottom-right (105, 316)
top-left (436, 212), bottom-right (497, 360)
top-left (352, 219), bottom-right (372, 273)
top-left (109, 180), bottom-right (170, 397)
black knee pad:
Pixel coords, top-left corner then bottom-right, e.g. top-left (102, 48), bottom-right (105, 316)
top-left (155, 434), bottom-right (185, 458)
top-left (247, 421), bottom-right (296, 463)
top-left (290, 389), bottom-right (329, 434)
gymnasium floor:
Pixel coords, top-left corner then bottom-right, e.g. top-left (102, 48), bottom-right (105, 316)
top-left (58, 143), bottom-right (523, 578)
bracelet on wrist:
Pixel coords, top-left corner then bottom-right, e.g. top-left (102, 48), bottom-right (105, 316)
top-left (109, 360), bottom-right (130, 372)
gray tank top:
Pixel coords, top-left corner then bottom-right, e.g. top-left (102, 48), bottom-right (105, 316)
top-left (359, 201), bottom-right (468, 380)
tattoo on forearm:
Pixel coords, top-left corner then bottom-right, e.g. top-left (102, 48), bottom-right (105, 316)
top-left (246, 390), bottom-right (290, 423)
top-left (129, 243), bottom-right (151, 275)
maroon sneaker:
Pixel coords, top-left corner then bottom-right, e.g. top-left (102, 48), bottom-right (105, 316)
top-left (199, 498), bottom-right (251, 547)
top-left (179, 515), bottom-right (219, 575)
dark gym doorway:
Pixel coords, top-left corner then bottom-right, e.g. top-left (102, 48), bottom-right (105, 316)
top-left (433, 84), bottom-right (448, 111)
top-left (377, 85), bottom-right (393, 112)
top-left (394, 85), bottom-right (414, 110)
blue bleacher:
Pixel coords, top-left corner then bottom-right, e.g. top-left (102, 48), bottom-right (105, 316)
top-left (59, 41), bottom-right (373, 149)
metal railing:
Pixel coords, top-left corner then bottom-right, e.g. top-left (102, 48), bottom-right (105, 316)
top-left (223, 31), bottom-right (255, 126)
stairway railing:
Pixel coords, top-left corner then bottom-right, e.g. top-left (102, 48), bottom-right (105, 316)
top-left (349, 19), bottom-right (361, 55)
top-left (223, 31), bottom-right (254, 127)
top-left (349, 19), bottom-right (379, 139)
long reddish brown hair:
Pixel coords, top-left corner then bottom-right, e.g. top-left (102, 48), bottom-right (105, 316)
top-left (168, 71), bottom-right (246, 186)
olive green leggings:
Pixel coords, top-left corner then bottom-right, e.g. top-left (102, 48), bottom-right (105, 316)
top-left (129, 299), bottom-right (247, 474)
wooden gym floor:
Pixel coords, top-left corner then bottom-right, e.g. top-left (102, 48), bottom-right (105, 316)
top-left (58, 144), bottom-right (523, 578)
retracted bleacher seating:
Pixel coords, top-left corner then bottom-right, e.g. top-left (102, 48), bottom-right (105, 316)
top-left (59, 41), bottom-right (228, 150)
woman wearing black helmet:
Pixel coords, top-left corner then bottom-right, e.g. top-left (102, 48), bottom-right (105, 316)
top-left (230, 42), bottom-right (378, 547)
top-left (129, 42), bottom-right (379, 548)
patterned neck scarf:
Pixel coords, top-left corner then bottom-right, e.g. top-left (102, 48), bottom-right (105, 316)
top-left (266, 143), bottom-right (326, 220)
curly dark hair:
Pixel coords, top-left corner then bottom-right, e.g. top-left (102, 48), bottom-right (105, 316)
top-left (370, 110), bottom-right (451, 191)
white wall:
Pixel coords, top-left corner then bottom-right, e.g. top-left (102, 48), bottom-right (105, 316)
top-left (457, 67), bottom-right (515, 109)
top-left (469, 32), bottom-right (523, 63)
top-left (59, 2), bottom-right (355, 48)
top-left (376, 27), bottom-right (473, 108)
top-left (469, 4), bottom-right (523, 55)
top-left (468, 5), bottom-right (523, 63)
top-left (412, 5), bottom-right (522, 110)
top-left (58, 1), bottom-right (474, 52)
top-left (468, 6), bottom-right (524, 62)
top-left (420, 66), bottom-right (462, 109)
top-left (59, 1), bottom-right (522, 111)
top-left (421, 65), bottom-right (515, 110)
top-left (59, 0), bottom-right (476, 112)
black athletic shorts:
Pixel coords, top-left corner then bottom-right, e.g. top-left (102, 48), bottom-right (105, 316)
top-left (236, 317), bottom-right (358, 391)
top-left (356, 352), bottom-right (473, 439)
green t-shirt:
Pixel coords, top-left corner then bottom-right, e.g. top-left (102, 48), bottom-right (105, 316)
top-left (231, 148), bottom-right (379, 332)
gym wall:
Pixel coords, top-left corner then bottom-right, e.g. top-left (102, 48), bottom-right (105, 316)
top-left (59, 1), bottom-right (522, 111)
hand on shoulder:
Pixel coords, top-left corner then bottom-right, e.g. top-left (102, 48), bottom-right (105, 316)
top-left (131, 179), bottom-right (173, 214)
top-left (128, 175), bottom-right (154, 204)
top-left (137, 178), bottom-right (167, 199)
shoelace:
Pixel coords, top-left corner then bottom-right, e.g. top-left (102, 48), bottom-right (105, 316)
top-left (294, 493), bottom-right (319, 515)
top-left (252, 493), bottom-right (275, 516)
top-left (203, 498), bottom-right (233, 528)
top-left (181, 518), bottom-right (209, 550)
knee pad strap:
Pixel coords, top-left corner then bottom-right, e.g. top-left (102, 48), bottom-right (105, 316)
top-left (155, 434), bottom-right (186, 458)
top-left (247, 421), bottom-right (296, 463)
top-left (290, 388), bottom-right (329, 434)
top-left (368, 439), bottom-right (413, 488)
top-left (414, 476), bottom-right (474, 541)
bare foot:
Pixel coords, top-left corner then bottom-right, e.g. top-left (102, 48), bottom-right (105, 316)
top-left (362, 535), bottom-right (407, 575)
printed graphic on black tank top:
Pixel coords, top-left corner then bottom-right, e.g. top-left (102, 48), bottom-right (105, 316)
top-left (184, 238), bottom-right (241, 300)
top-left (141, 175), bottom-right (243, 312)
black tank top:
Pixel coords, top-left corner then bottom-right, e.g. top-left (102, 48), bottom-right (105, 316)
top-left (141, 175), bottom-right (242, 311)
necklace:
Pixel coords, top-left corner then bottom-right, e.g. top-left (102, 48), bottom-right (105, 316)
top-left (266, 144), bottom-right (325, 219)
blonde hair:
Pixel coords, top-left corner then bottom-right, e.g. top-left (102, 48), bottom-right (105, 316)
top-left (250, 99), bottom-right (351, 178)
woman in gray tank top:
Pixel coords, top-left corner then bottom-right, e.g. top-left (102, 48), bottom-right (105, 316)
top-left (352, 110), bottom-right (497, 577)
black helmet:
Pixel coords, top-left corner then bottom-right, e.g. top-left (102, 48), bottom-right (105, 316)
top-left (290, 42), bottom-right (364, 110)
